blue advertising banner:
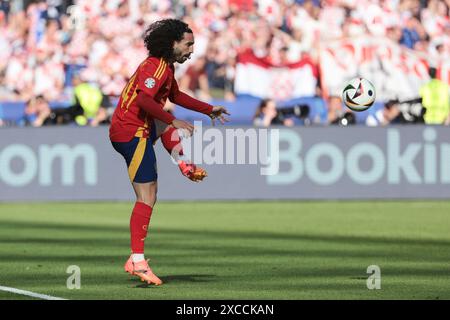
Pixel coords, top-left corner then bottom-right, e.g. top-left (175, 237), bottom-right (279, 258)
top-left (0, 126), bottom-right (449, 201)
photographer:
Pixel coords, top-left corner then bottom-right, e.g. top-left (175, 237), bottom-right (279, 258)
top-left (366, 99), bottom-right (425, 126)
top-left (366, 100), bottom-right (401, 126)
top-left (253, 99), bottom-right (295, 127)
top-left (50, 72), bottom-right (112, 126)
top-left (327, 95), bottom-right (356, 126)
top-left (19, 95), bottom-right (52, 127)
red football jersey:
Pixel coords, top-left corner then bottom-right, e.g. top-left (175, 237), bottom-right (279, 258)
top-left (109, 57), bottom-right (175, 142)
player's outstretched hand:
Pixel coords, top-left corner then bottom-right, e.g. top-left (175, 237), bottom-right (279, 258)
top-left (209, 106), bottom-right (230, 126)
top-left (171, 119), bottom-right (195, 137)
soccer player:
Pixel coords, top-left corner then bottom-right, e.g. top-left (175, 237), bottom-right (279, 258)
top-left (109, 19), bottom-right (229, 285)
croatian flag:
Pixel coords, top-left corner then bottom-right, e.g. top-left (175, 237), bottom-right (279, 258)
top-left (234, 50), bottom-right (318, 100)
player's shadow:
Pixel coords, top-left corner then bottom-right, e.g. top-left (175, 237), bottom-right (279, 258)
top-left (134, 274), bottom-right (216, 288)
top-left (160, 274), bottom-right (216, 283)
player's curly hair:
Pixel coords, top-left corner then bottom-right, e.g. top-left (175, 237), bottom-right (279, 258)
top-left (143, 19), bottom-right (192, 61)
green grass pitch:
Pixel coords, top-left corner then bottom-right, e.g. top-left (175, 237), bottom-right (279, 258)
top-left (0, 201), bottom-right (449, 300)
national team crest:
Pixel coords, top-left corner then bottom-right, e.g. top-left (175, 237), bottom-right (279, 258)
top-left (144, 77), bottom-right (156, 89)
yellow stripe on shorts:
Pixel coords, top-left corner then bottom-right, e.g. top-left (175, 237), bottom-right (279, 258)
top-left (128, 138), bottom-right (147, 182)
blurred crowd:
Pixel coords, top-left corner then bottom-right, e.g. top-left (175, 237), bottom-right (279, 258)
top-left (0, 0), bottom-right (449, 127)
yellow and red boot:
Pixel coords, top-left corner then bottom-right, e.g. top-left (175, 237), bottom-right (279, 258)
top-left (178, 160), bottom-right (207, 182)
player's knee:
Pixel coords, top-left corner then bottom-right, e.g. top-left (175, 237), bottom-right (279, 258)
top-left (149, 190), bottom-right (157, 206)
top-left (137, 197), bottom-right (156, 207)
top-left (136, 182), bottom-right (157, 207)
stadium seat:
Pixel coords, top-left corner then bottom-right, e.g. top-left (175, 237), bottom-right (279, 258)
top-left (0, 102), bottom-right (26, 122)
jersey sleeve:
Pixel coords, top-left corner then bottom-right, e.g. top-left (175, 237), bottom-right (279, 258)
top-left (169, 77), bottom-right (214, 115)
top-left (136, 91), bottom-right (176, 124)
top-left (137, 59), bottom-right (168, 98)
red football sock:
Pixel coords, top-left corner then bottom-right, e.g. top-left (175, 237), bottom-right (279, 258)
top-left (161, 126), bottom-right (184, 158)
top-left (130, 202), bottom-right (153, 254)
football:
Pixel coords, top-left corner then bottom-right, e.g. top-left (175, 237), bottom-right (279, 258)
top-left (342, 77), bottom-right (376, 112)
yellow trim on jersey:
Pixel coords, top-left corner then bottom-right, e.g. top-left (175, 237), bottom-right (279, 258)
top-left (154, 60), bottom-right (167, 79)
top-left (121, 73), bottom-right (137, 104)
top-left (124, 90), bottom-right (138, 114)
top-left (153, 59), bottom-right (164, 79)
top-left (128, 138), bottom-right (147, 182)
top-left (159, 61), bottom-right (167, 79)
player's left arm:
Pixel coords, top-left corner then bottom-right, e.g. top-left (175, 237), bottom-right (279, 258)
top-left (169, 77), bottom-right (230, 125)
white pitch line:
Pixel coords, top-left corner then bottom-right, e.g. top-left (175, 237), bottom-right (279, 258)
top-left (0, 285), bottom-right (67, 300)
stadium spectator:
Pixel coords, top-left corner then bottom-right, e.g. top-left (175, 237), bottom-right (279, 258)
top-left (33, 47), bottom-right (65, 101)
top-left (51, 72), bottom-right (112, 126)
top-left (205, 44), bottom-right (227, 91)
top-left (223, 56), bottom-right (236, 101)
top-left (400, 14), bottom-right (427, 49)
top-left (72, 72), bottom-right (112, 126)
top-left (253, 98), bottom-right (294, 127)
top-left (327, 95), bottom-right (355, 126)
top-left (0, 72), bottom-right (17, 101)
top-left (420, 67), bottom-right (450, 125)
top-left (179, 56), bottom-right (211, 101)
top-left (386, 25), bottom-right (403, 43)
top-left (327, 95), bottom-right (344, 124)
top-left (366, 100), bottom-right (402, 126)
top-left (19, 95), bottom-right (52, 127)
top-left (0, 0), bottom-right (449, 125)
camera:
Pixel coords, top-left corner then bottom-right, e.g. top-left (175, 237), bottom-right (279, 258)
top-left (329, 110), bottom-right (356, 126)
top-left (337, 112), bottom-right (356, 126)
top-left (277, 104), bottom-right (311, 125)
top-left (278, 104), bottom-right (310, 119)
top-left (386, 98), bottom-right (425, 124)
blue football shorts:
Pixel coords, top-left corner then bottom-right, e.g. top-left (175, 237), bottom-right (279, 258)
top-left (111, 122), bottom-right (159, 183)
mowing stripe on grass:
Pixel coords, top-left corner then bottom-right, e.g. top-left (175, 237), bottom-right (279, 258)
top-left (0, 285), bottom-right (67, 300)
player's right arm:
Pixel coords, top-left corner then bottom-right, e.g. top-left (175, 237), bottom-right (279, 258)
top-left (169, 77), bottom-right (230, 126)
top-left (136, 92), bottom-right (194, 134)
top-left (136, 60), bottom-right (194, 135)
